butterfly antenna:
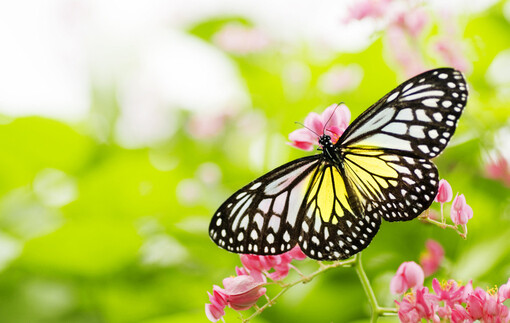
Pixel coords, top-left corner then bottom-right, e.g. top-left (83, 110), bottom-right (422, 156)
top-left (294, 121), bottom-right (320, 137)
top-left (322, 102), bottom-right (344, 135)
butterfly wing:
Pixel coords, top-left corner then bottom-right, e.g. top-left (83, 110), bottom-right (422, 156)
top-left (342, 149), bottom-right (438, 222)
top-left (298, 162), bottom-right (381, 260)
top-left (209, 155), bottom-right (321, 255)
top-left (339, 68), bottom-right (468, 158)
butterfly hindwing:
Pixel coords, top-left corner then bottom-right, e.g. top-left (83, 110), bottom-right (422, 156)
top-left (339, 68), bottom-right (467, 159)
top-left (298, 163), bottom-right (381, 260)
top-left (209, 156), bottom-right (320, 255)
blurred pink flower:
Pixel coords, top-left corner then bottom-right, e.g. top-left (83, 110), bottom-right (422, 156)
top-left (188, 114), bottom-right (227, 140)
top-left (344, 0), bottom-right (391, 21)
top-left (434, 38), bottom-right (471, 73)
top-left (435, 179), bottom-right (453, 203)
top-left (240, 245), bottom-right (307, 281)
top-left (288, 104), bottom-right (351, 151)
top-left (393, 6), bottom-right (429, 38)
top-left (318, 64), bottom-right (363, 94)
top-left (420, 240), bottom-right (444, 277)
top-left (485, 155), bottom-right (510, 187)
top-left (396, 286), bottom-right (439, 323)
top-left (386, 26), bottom-right (427, 77)
top-left (450, 194), bottom-right (473, 226)
top-left (214, 24), bottom-right (269, 55)
top-left (390, 261), bottom-right (425, 294)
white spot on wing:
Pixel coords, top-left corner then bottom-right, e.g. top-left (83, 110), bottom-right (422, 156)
top-left (395, 108), bottom-right (413, 121)
top-left (387, 91), bottom-right (399, 102)
top-left (382, 122), bottom-right (408, 135)
top-left (401, 90), bottom-right (445, 101)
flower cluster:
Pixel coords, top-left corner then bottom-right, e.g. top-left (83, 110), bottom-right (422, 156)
top-left (391, 260), bottom-right (510, 322)
top-left (205, 245), bottom-right (307, 322)
top-left (288, 103), bottom-right (350, 151)
top-left (396, 278), bottom-right (510, 322)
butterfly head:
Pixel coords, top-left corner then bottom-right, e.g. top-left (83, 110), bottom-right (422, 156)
top-left (318, 134), bottom-right (333, 149)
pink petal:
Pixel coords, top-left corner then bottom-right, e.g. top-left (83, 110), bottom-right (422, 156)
top-left (499, 278), bottom-right (510, 301)
top-left (288, 245), bottom-right (307, 260)
top-left (303, 112), bottom-right (324, 135)
top-left (205, 303), bottom-right (225, 322)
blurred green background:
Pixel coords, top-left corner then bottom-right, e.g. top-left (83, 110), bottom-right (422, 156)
top-left (0, 0), bottom-right (510, 322)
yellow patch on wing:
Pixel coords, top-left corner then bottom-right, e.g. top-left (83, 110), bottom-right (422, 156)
top-left (344, 154), bottom-right (398, 199)
top-left (307, 166), bottom-right (352, 223)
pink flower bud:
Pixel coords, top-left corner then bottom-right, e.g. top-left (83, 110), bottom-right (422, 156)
top-left (390, 261), bottom-right (424, 294)
top-left (450, 194), bottom-right (473, 225)
top-left (435, 179), bottom-right (453, 203)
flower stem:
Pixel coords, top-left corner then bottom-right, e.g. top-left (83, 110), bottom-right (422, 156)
top-left (241, 258), bottom-right (356, 322)
top-left (354, 253), bottom-right (397, 323)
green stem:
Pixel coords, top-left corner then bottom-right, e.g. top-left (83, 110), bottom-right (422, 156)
top-left (354, 253), bottom-right (397, 323)
top-left (242, 258), bottom-right (356, 322)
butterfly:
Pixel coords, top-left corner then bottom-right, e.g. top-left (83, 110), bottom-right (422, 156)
top-left (209, 68), bottom-right (468, 261)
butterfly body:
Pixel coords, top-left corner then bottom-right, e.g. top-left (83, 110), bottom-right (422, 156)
top-left (209, 68), bottom-right (468, 261)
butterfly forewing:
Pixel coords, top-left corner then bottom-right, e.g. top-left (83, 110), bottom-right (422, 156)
top-left (339, 68), bottom-right (467, 159)
top-left (209, 156), bottom-right (320, 255)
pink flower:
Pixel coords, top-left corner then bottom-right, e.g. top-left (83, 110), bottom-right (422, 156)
top-left (390, 261), bottom-right (425, 294)
top-left (450, 194), bottom-right (473, 225)
top-left (434, 38), bottom-right (471, 73)
top-left (435, 179), bottom-right (453, 203)
top-left (431, 279), bottom-right (467, 308)
top-left (466, 287), bottom-right (510, 322)
top-left (205, 270), bottom-right (266, 321)
top-left (420, 240), bottom-right (445, 277)
top-left (396, 287), bottom-right (439, 323)
top-left (220, 275), bottom-right (267, 311)
top-left (240, 245), bottom-right (307, 281)
top-left (288, 104), bottom-right (351, 151)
